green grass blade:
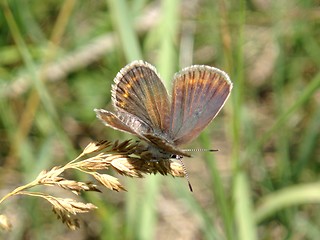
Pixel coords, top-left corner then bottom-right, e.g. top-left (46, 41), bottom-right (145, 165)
top-left (255, 182), bottom-right (320, 223)
top-left (234, 172), bottom-right (258, 240)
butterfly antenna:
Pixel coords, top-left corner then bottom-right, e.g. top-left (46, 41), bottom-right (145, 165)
top-left (177, 157), bottom-right (193, 192)
top-left (183, 148), bottom-right (219, 152)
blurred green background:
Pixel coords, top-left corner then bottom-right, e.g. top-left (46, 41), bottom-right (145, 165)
top-left (1, 0), bottom-right (320, 239)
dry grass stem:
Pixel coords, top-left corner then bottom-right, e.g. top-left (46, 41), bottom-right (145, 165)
top-left (0, 139), bottom-right (185, 230)
top-left (48, 196), bottom-right (97, 230)
top-left (91, 172), bottom-right (127, 192)
top-left (40, 178), bottom-right (101, 195)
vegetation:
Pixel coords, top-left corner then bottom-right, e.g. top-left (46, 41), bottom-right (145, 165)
top-left (0, 0), bottom-right (319, 239)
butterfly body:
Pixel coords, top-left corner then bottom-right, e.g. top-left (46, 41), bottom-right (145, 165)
top-left (95, 60), bottom-right (232, 161)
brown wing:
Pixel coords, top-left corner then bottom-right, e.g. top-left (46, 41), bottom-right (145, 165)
top-left (95, 109), bottom-right (141, 134)
top-left (112, 60), bottom-right (170, 134)
top-left (170, 65), bottom-right (232, 145)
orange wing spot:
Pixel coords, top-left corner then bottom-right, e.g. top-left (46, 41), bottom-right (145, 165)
top-left (118, 101), bottom-right (126, 108)
top-left (123, 93), bottom-right (129, 98)
top-left (139, 73), bottom-right (145, 79)
top-left (131, 76), bottom-right (137, 80)
top-left (190, 77), bottom-right (196, 84)
top-left (126, 83), bottom-right (132, 88)
top-left (197, 77), bottom-right (204, 85)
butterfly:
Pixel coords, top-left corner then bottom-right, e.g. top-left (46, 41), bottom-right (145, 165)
top-left (95, 60), bottom-right (232, 162)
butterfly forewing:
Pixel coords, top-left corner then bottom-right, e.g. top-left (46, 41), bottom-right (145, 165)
top-left (170, 66), bottom-right (232, 145)
top-left (112, 61), bottom-right (170, 134)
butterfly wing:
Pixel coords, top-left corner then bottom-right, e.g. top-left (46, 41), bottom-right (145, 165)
top-left (95, 108), bottom-right (190, 157)
top-left (94, 109), bottom-right (149, 136)
top-left (96, 61), bottom-right (179, 154)
top-left (112, 60), bottom-right (170, 134)
top-left (170, 65), bottom-right (232, 145)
